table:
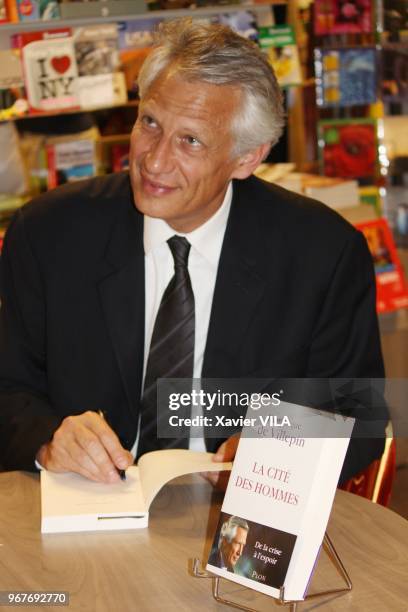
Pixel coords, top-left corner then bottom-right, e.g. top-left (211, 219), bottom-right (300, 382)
top-left (0, 472), bottom-right (407, 611)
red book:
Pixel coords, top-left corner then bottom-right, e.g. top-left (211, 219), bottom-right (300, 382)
top-left (355, 218), bottom-right (408, 313)
top-left (314, 0), bottom-right (373, 35)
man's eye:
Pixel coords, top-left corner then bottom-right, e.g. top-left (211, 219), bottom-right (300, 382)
top-left (141, 115), bottom-right (157, 128)
top-left (184, 135), bottom-right (202, 148)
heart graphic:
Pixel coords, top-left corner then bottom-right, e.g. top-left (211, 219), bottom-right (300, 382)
top-left (51, 56), bottom-right (71, 74)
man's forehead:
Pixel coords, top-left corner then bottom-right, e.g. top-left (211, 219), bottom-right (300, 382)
top-left (141, 68), bottom-right (242, 120)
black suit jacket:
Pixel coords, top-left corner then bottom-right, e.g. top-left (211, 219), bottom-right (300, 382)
top-left (0, 172), bottom-right (386, 479)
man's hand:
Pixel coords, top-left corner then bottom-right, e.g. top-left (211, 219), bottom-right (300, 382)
top-left (213, 433), bottom-right (240, 463)
top-left (203, 433), bottom-right (241, 490)
top-left (36, 411), bottom-right (133, 483)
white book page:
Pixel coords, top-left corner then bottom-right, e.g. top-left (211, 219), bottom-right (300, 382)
top-left (138, 449), bottom-right (232, 510)
top-left (283, 436), bottom-right (352, 600)
top-left (41, 466), bottom-right (146, 518)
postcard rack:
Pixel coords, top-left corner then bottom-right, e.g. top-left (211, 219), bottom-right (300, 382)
top-left (192, 532), bottom-right (352, 611)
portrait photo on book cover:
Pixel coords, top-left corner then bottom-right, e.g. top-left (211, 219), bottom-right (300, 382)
top-left (208, 512), bottom-right (297, 588)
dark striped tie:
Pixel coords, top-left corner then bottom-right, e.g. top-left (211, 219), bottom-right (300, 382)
top-left (138, 236), bottom-right (195, 457)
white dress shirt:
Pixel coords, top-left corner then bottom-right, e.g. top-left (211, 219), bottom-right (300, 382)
top-left (133, 182), bottom-right (233, 454)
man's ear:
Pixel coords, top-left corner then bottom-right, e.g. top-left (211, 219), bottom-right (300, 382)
top-left (231, 142), bottom-right (271, 180)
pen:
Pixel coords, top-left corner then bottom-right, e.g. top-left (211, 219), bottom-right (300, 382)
top-left (98, 410), bottom-right (127, 481)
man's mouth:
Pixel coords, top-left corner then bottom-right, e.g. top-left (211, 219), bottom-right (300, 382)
top-left (141, 174), bottom-right (176, 196)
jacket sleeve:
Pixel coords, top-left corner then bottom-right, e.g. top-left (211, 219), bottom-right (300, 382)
top-left (307, 229), bottom-right (388, 483)
top-left (0, 210), bottom-right (63, 471)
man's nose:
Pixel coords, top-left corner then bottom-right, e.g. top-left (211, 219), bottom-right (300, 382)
top-left (144, 136), bottom-right (174, 175)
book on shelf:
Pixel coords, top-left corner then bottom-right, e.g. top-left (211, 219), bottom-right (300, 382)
top-left (318, 118), bottom-right (378, 184)
top-left (41, 449), bottom-right (232, 533)
top-left (211, 11), bottom-right (258, 42)
top-left (0, 49), bottom-right (25, 117)
top-left (16, 0), bottom-right (59, 21)
top-left (254, 164), bottom-right (360, 210)
top-left (13, 28), bottom-right (79, 112)
top-left (355, 217), bottom-right (408, 313)
top-left (206, 401), bottom-right (354, 602)
top-left (303, 176), bottom-right (360, 209)
top-left (0, 0), bottom-right (8, 22)
top-left (117, 17), bottom-right (161, 50)
top-left (46, 136), bottom-right (97, 189)
top-left (112, 143), bottom-right (130, 172)
top-left (259, 25), bottom-right (302, 87)
top-left (4, 0), bottom-right (18, 22)
top-left (315, 47), bottom-right (377, 108)
top-left (314, 0), bottom-right (373, 35)
top-left (73, 23), bottom-right (126, 108)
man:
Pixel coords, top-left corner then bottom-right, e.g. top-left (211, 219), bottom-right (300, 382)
top-left (0, 19), bottom-right (386, 482)
top-left (208, 516), bottom-right (249, 572)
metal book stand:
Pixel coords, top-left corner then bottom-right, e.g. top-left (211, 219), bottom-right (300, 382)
top-left (192, 532), bottom-right (352, 611)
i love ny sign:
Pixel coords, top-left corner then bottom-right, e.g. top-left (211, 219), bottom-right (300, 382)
top-left (23, 36), bottom-right (79, 110)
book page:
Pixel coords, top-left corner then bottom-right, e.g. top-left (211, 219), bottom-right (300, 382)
top-left (41, 466), bottom-right (146, 518)
top-left (138, 449), bottom-right (232, 510)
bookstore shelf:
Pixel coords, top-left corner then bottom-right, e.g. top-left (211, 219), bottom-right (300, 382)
top-left (0, 1), bottom-right (284, 46)
top-left (0, 100), bottom-right (139, 124)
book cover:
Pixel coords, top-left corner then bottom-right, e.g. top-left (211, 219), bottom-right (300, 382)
top-left (112, 143), bottom-right (130, 172)
top-left (211, 11), bottom-right (258, 42)
top-left (0, 49), bottom-right (24, 89)
top-left (314, 0), bottom-right (373, 35)
top-left (74, 24), bottom-right (119, 76)
top-left (40, 450), bottom-right (232, 533)
top-left (16, 0), bottom-right (59, 20)
top-left (16, 29), bottom-right (79, 112)
top-left (206, 401), bottom-right (354, 601)
top-left (355, 218), bottom-right (408, 313)
top-left (259, 25), bottom-right (302, 87)
top-left (315, 47), bottom-right (377, 107)
top-left (117, 17), bottom-right (161, 50)
top-left (318, 118), bottom-right (378, 183)
top-left (46, 138), bottom-right (96, 189)
top-left (0, 0), bottom-right (8, 21)
top-left (73, 24), bottom-right (126, 109)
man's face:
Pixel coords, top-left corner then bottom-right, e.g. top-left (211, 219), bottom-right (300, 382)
top-left (221, 526), bottom-right (248, 570)
top-left (129, 66), bottom-right (246, 233)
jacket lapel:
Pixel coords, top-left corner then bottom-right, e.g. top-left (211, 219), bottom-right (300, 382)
top-left (97, 202), bottom-right (145, 425)
top-left (202, 178), bottom-right (269, 377)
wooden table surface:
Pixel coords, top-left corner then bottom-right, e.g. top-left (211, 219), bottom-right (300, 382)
top-left (0, 471), bottom-right (407, 611)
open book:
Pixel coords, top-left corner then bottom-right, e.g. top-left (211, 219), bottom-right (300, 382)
top-left (206, 401), bottom-right (354, 602)
top-left (41, 449), bottom-right (231, 533)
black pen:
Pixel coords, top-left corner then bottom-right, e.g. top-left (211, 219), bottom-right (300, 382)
top-left (98, 410), bottom-right (127, 481)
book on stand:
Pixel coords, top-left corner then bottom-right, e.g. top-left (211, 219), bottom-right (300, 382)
top-left (206, 401), bottom-right (354, 602)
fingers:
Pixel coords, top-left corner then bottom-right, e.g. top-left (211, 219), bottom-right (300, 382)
top-left (213, 433), bottom-right (240, 462)
top-left (201, 470), bottom-right (231, 491)
top-left (37, 411), bottom-right (133, 483)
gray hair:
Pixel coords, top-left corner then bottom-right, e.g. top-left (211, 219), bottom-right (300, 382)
top-left (137, 18), bottom-right (285, 157)
top-left (218, 515), bottom-right (249, 549)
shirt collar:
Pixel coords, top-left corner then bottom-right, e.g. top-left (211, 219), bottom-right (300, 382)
top-left (143, 182), bottom-right (232, 267)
